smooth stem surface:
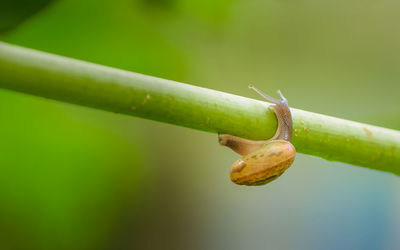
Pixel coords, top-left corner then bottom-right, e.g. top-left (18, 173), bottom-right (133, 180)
top-left (0, 42), bottom-right (399, 174)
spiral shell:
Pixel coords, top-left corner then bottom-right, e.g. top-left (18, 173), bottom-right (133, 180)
top-left (230, 140), bottom-right (295, 185)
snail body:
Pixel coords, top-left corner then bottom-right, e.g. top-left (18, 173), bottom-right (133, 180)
top-left (219, 85), bottom-right (295, 186)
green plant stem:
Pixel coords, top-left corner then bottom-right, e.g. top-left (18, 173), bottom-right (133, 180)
top-left (0, 42), bottom-right (399, 174)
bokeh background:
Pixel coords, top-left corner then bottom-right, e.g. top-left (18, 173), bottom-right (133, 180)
top-left (1, 0), bottom-right (400, 249)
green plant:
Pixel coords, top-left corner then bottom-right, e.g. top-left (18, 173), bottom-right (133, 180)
top-left (0, 42), bottom-right (399, 174)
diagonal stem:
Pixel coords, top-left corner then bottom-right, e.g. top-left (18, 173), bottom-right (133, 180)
top-left (0, 42), bottom-right (399, 174)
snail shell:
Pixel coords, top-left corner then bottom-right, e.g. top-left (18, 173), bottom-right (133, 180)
top-left (230, 140), bottom-right (295, 185)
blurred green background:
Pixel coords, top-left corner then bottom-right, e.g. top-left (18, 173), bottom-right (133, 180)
top-left (1, 0), bottom-right (400, 249)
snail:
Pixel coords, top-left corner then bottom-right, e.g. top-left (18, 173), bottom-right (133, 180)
top-left (218, 85), bottom-right (296, 185)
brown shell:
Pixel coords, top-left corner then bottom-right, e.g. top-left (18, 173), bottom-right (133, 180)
top-left (230, 140), bottom-right (295, 185)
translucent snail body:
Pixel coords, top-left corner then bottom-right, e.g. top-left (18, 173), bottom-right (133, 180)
top-left (219, 85), bottom-right (295, 186)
